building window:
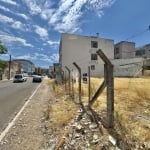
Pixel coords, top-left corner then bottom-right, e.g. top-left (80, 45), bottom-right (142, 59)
top-left (136, 49), bottom-right (145, 56)
top-left (115, 47), bottom-right (119, 54)
top-left (91, 41), bottom-right (98, 48)
top-left (91, 53), bottom-right (98, 60)
top-left (114, 47), bottom-right (120, 59)
top-left (91, 65), bottom-right (95, 70)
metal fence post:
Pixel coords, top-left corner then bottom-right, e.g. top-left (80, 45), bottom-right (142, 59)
top-left (64, 71), bottom-right (67, 92)
top-left (65, 66), bottom-right (71, 96)
top-left (88, 66), bottom-right (91, 103)
top-left (73, 62), bottom-right (82, 104)
top-left (97, 49), bottom-right (114, 128)
top-left (72, 69), bottom-right (74, 99)
top-left (106, 64), bottom-right (114, 128)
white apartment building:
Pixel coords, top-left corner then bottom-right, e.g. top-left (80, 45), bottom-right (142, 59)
top-left (59, 33), bottom-right (114, 77)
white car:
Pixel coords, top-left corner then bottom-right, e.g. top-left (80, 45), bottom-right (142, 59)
top-left (13, 74), bottom-right (27, 82)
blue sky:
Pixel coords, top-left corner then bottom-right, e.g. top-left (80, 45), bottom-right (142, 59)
top-left (0, 0), bottom-right (150, 68)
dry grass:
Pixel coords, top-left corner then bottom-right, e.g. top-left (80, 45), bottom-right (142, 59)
top-left (80, 77), bottom-right (150, 143)
top-left (46, 79), bottom-right (78, 136)
top-left (49, 98), bottom-right (78, 127)
top-left (72, 77), bottom-right (150, 143)
top-left (47, 78), bottom-right (150, 143)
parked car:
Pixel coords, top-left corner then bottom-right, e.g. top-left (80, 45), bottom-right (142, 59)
top-left (32, 75), bottom-right (42, 82)
top-left (13, 74), bottom-right (27, 82)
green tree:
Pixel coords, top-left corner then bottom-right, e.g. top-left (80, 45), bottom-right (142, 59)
top-left (0, 41), bottom-right (7, 54)
top-left (0, 60), bottom-right (8, 80)
top-left (0, 60), bottom-right (8, 71)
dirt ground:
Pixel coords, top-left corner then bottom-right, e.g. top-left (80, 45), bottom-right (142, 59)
top-left (0, 77), bottom-right (149, 150)
top-left (0, 79), bottom-right (52, 150)
top-left (45, 77), bottom-right (150, 149)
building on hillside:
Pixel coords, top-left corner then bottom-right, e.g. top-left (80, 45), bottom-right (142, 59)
top-left (135, 43), bottom-right (150, 58)
top-left (0, 61), bottom-right (22, 80)
top-left (35, 67), bottom-right (42, 75)
top-left (13, 59), bottom-right (35, 75)
top-left (35, 67), bottom-right (49, 75)
top-left (114, 41), bottom-right (136, 59)
top-left (10, 61), bottom-right (22, 74)
top-left (59, 33), bottom-right (114, 77)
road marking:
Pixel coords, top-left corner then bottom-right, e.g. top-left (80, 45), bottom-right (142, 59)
top-left (0, 83), bottom-right (41, 142)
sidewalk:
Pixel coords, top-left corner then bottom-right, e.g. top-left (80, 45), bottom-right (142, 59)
top-left (0, 79), bottom-right (52, 150)
top-left (0, 78), bottom-right (13, 82)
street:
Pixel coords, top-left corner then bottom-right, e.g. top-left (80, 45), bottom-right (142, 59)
top-left (0, 77), bottom-right (40, 133)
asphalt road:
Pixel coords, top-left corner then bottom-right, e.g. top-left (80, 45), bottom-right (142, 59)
top-left (0, 77), bottom-right (40, 133)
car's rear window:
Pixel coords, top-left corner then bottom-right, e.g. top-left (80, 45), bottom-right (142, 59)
top-left (15, 75), bottom-right (22, 78)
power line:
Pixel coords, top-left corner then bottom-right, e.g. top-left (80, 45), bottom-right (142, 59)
top-left (125, 25), bottom-right (150, 41)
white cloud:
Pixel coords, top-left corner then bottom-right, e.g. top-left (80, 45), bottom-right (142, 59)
top-left (86, 0), bottom-right (116, 17)
top-left (14, 54), bottom-right (33, 60)
top-left (53, 0), bottom-right (86, 32)
top-left (50, 53), bottom-right (59, 63)
top-left (0, 6), bottom-right (29, 20)
top-left (11, 21), bottom-right (24, 30)
top-left (47, 40), bottom-right (59, 46)
top-left (17, 13), bottom-right (29, 20)
top-left (23, 0), bottom-right (41, 15)
top-left (0, 14), bottom-right (28, 31)
top-left (37, 48), bottom-right (44, 52)
top-left (33, 52), bottom-right (59, 64)
top-left (23, 0), bottom-right (54, 19)
top-left (48, 0), bottom-right (115, 33)
top-left (0, 35), bottom-right (33, 47)
top-left (34, 25), bottom-right (48, 38)
top-left (0, 5), bottom-right (11, 12)
top-left (40, 9), bottom-right (54, 20)
top-left (47, 40), bottom-right (59, 49)
top-left (40, 1), bottom-right (54, 20)
top-left (43, 1), bottom-right (54, 8)
top-left (23, 0), bottom-right (115, 33)
top-left (49, 0), bottom-right (75, 25)
top-left (0, 0), bottom-right (116, 68)
top-left (0, 0), bottom-right (18, 5)
top-left (0, 14), bottom-right (14, 23)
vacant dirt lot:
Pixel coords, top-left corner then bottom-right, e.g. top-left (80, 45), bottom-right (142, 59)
top-left (92, 77), bottom-right (150, 148)
top-left (0, 77), bottom-right (149, 150)
top-left (47, 77), bottom-right (150, 149)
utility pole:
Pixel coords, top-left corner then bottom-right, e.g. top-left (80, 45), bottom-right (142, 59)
top-left (8, 54), bottom-right (11, 80)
